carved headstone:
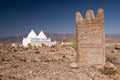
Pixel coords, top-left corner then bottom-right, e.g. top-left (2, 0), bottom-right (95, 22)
top-left (76, 9), bottom-right (105, 66)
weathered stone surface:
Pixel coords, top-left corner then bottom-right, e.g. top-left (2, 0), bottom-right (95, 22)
top-left (76, 9), bottom-right (105, 66)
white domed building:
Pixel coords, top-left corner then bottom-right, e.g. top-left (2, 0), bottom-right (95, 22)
top-left (22, 30), bottom-right (56, 47)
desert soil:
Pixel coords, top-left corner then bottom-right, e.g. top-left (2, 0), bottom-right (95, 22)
top-left (0, 43), bottom-right (120, 80)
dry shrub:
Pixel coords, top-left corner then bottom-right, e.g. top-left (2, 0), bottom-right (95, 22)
top-left (98, 66), bottom-right (117, 75)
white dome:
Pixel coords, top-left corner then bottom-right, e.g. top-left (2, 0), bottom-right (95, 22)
top-left (38, 31), bottom-right (47, 39)
top-left (27, 30), bottom-right (37, 38)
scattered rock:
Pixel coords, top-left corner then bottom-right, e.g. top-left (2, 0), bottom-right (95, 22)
top-left (33, 58), bottom-right (41, 62)
top-left (29, 70), bottom-right (33, 74)
top-left (11, 43), bottom-right (17, 48)
top-left (114, 45), bottom-right (120, 50)
top-left (69, 62), bottom-right (78, 69)
top-left (105, 61), bottom-right (115, 68)
top-left (0, 65), bottom-right (6, 69)
top-left (0, 53), bottom-right (5, 60)
top-left (114, 74), bottom-right (120, 80)
top-left (112, 50), bottom-right (117, 53)
top-left (50, 48), bottom-right (56, 52)
top-left (0, 43), bottom-right (120, 80)
top-left (33, 49), bottom-right (39, 54)
top-left (34, 76), bottom-right (47, 80)
top-left (40, 54), bottom-right (53, 62)
top-left (76, 73), bottom-right (92, 80)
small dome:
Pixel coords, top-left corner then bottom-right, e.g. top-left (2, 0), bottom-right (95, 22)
top-left (27, 30), bottom-right (37, 38)
top-left (37, 31), bottom-right (47, 39)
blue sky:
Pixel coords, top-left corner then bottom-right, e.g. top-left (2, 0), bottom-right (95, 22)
top-left (0, 0), bottom-right (120, 37)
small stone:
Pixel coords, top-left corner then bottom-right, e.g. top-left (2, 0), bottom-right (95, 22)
top-left (34, 58), bottom-right (41, 62)
top-left (105, 61), bottom-right (114, 68)
top-left (76, 73), bottom-right (92, 80)
top-left (40, 54), bottom-right (53, 62)
top-left (29, 70), bottom-right (33, 74)
top-left (0, 53), bottom-right (5, 61)
top-left (69, 62), bottom-right (78, 69)
top-left (112, 50), bottom-right (117, 53)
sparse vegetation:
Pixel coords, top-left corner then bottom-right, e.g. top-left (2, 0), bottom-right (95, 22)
top-left (99, 66), bottom-right (117, 75)
top-left (57, 58), bottom-right (64, 64)
top-left (106, 54), bottom-right (119, 64)
top-left (72, 42), bottom-right (76, 50)
top-left (71, 37), bottom-right (76, 50)
top-left (13, 55), bottom-right (26, 62)
top-left (0, 59), bottom-right (4, 63)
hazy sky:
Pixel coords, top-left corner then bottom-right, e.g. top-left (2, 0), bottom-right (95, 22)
top-left (0, 0), bottom-right (120, 37)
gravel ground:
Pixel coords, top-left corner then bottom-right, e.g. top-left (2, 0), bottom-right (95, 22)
top-left (0, 44), bottom-right (120, 80)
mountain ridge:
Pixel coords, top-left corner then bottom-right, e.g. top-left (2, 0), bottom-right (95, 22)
top-left (0, 33), bottom-right (120, 44)
top-left (0, 32), bottom-right (75, 44)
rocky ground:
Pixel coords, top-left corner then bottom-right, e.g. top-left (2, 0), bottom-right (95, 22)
top-left (0, 42), bottom-right (120, 80)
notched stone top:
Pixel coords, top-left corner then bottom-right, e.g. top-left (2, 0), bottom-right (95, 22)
top-left (96, 8), bottom-right (104, 19)
top-left (76, 8), bottom-right (104, 21)
top-left (76, 12), bottom-right (83, 21)
top-left (85, 10), bottom-right (95, 20)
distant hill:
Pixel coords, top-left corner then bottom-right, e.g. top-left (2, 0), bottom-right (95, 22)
top-left (0, 33), bottom-right (120, 44)
top-left (0, 33), bottom-right (75, 44)
top-left (105, 34), bottom-right (120, 39)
